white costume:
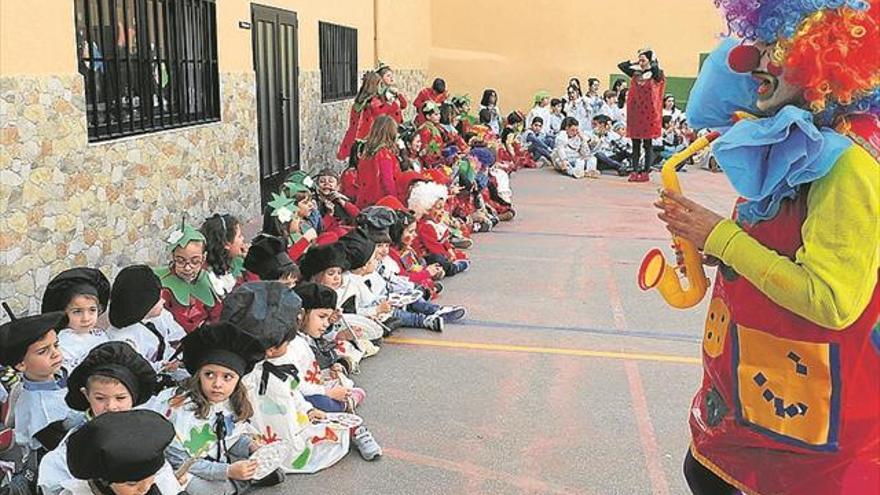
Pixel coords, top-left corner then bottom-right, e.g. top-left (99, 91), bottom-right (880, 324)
top-left (110, 309), bottom-right (184, 373)
top-left (553, 130), bottom-right (596, 178)
top-left (242, 356), bottom-right (350, 474)
top-left (158, 389), bottom-right (255, 495)
top-left (57, 329), bottom-right (108, 372)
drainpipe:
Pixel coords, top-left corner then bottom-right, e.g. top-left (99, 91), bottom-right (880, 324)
top-left (373, 0), bottom-right (379, 68)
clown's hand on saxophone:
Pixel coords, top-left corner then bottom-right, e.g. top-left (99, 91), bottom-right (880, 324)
top-left (638, 130), bottom-right (723, 309)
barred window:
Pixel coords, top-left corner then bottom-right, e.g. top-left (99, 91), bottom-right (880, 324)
top-left (74, 0), bottom-right (220, 142)
top-left (319, 22), bottom-right (357, 102)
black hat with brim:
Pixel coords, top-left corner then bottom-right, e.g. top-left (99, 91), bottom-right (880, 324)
top-left (66, 341), bottom-right (157, 411)
top-left (42, 267), bottom-right (111, 314)
top-left (109, 265), bottom-right (162, 328)
top-left (244, 235), bottom-right (296, 281)
top-left (338, 228), bottom-right (376, 271)
top-left (0, 311), bottom-right (67, 366)
top-left (293, 282), bottom-right (338, 310)
top-left (299, 243), bottom-right (348, 280)
top-left (180, 322), bottom-right (265, 377)
top-left (221, 281), bottom-right (303, 350)
top-left (67, 410), bottom-right (174, 483)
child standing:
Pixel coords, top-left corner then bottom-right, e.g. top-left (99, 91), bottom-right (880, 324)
top-left (337, 72), bottom-right (381, 161)
top-left (201, 214), bottom-right (250, 300)
top-left (547, 98), bottom-right (564, 138)
top-left (155, 222), bottom-right (222, 333)
top-left (40, 268), bottom-right (111, 371)
top-left (109, 265), bottom-right (185, 377)
top-left (160, 322), bottom-right (277, 493)
top-left (0, 310), bottom-right (82, 492)
top-left (479, 89), bottom-right (502, 134)
top-left (413, 78), bottom-right (447, 126)
top-left (290, 283), bottom-right (382, 461)
top-left (38, 341), bottom-right (182, 495)
top-left (525, 90), bottom-right (552, 129)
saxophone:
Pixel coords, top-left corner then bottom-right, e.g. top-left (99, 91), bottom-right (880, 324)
top-left (637, 130), bottom-right (721, 309)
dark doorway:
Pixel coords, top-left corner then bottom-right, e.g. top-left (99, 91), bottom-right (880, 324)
top-left (252, 4), bottom-right (300, 206)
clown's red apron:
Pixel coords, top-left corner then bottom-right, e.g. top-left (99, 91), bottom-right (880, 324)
top-left (690, 132), bottom-right (880, 494)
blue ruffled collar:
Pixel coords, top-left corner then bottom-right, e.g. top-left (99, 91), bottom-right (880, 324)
top-left (712, 106), bottom-right (852, 225)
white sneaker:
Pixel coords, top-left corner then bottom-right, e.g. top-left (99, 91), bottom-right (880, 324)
top-left (353, 425), bottom-right (382, 461)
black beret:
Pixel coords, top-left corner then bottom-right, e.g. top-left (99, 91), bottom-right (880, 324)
top-left (109, 265), bottom-right (162, 328)
top-left (180, 322), bottom-right (265, 377)
top-left (244, 235), bottom-right (295, 281)
top-left (0, 311), bottom-right (67, 366)
top-left (41, 267), bottom-right (111, 314)
top-left (66, 341), bottom-right (157, 411)
top-left (293, 282), bottom-right (338, 310)
top-left (67, 410), bottom-right (174, 483)
top-left (338, 228), bottom-right (376, 271)
top-left (221, 282), bottom-right (302, 350)
top-left (299, 243), bottom-right (347, 280)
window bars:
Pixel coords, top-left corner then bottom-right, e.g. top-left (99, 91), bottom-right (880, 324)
top-left (318, 22), bottom-right (357, 102)
top-left (74, 0), bottom-right (220, 142)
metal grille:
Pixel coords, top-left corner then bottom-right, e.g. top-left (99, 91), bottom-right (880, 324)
top-left (318, 22), bottom-right (357, 102)
top-left (74, 0), bottom-right (220, 142)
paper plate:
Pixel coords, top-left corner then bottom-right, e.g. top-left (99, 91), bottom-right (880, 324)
top-left (319, 412), bottom-right (363, 430)
top-left (251, 441), bottom-right (290, 479)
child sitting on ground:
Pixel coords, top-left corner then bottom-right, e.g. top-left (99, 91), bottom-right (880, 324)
top-left (160, 322), bottom-right (281, 493)
top-left (226, 282), bottom-right (351, 473)
top-left (314, 167), bottom-right (360, 234)
top-left (417, 101), bottom-right (445, 168)
top-left (521, 116), bottom-right (553, 166)
top-left (243, 235), bottom-right (300, 287)
top-left (388, 208), bottom-right (445, 298)
top-left (553, 116), bottom-right (598, 179)
top-left (525, 90), bottom-right (552, 129)
top-left (591, 114), bottom-right (632, 176)
top-left (498, 111), bottom-right (537, 171)
top-left (155, 222), bottom-right (222, 333)
top-left (291, 283), bottom-right (382, 460)
top-left (110, 265), bottom-right (185, 381)
top-left (38, 341), bottom-right (183, 495)
top-left (201, 214), bottom-right (251, 299)
top-left (63, 410), bottom-right (179, 495)
top-left (0, 310), bottom-right (83, 493)
top-left (409, 181), bottom-right (471, 276)
top-left (40, 268), bottom-right (111, 371)
top-left (264, 188), bottom-right (318, 263)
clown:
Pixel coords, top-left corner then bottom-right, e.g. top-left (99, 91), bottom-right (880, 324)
top-left (655, 1), bottom-right (879, 494)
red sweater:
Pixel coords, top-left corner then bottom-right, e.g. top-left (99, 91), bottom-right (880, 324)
top-left (356, 147), bottom-right (400, 208)
top-left (413, 87), bottom-right (447, 126)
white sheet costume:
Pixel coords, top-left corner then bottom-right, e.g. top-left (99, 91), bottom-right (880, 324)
top-left (57, 329), bottom-right (109, 372)
top-left (157, 389), bottom-right (255, 495)
top-left (110, 309), bottom-right (185, 374)
top-left (243, 355), bottom-right (350, 474)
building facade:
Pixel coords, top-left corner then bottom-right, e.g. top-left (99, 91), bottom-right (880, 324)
top-left (1, 0), bottom-right (718, 315)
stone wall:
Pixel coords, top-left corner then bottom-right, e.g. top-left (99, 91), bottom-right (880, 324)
top-left (297, 68), bottom-right (426, 173)
top-left (0, 72), bottom-right (261, 318)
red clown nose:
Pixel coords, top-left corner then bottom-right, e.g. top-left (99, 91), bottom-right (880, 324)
top-left (728, 44), bottom-right (761, 73)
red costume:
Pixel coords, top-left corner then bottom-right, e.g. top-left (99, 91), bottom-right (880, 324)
top-left (626, 73), bottom-right (665, 139)
top-left (336, 105), bottom-right (362, 160)
top-left (355, 147), bottom-right (401, 208)
top-left (413, 87), bottom-right (447, 126)
top-left (159, 287), bottom-right (222, 334)
top-left (355, 93), bottom-right (408, 141)
top-left (418, 121), bottom-right (444, 168)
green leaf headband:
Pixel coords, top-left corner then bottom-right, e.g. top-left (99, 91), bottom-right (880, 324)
top-left (166, 221), bottom-right (206, 252)
top-left (268, 192), bottom-right (297, 224)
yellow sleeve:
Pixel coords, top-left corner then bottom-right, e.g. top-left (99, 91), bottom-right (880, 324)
top-left (704, 145), bottom-right (880, 329)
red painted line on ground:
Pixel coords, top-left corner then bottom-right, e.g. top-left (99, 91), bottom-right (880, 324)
top-left (383, 446), bottom-right (589, 495)
top-left (597, 238), bottom-right (671, 495)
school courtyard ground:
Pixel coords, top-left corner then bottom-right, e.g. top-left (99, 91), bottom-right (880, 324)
top-left (265, 167), bottom-right (737, 495)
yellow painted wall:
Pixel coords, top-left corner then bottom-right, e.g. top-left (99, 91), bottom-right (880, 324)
top-left (428, 0), bottom-right (725, 111)
top-left (0, 0), bottom-right (78, 75)
top-left (0, 0), bottom-right (428, 76)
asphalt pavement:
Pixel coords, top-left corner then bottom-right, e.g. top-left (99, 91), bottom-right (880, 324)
top-left (263, 164), bottom-right (738, 495)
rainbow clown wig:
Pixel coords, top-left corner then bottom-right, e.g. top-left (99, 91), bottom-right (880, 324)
top-left (716, 0), bottom-right (879, 124)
